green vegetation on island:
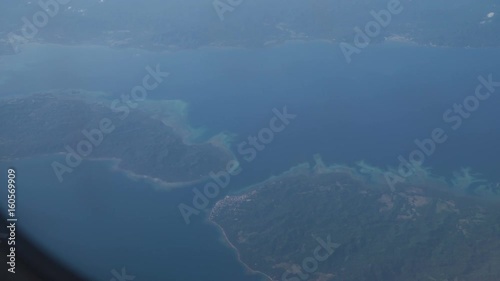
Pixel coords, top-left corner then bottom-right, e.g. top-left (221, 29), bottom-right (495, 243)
top-left (0, 90), bottom-right (234, 186)
top-left (210, 155), bottom-right (500, 281)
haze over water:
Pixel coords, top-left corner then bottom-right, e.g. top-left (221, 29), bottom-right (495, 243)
top-left (1, 41), bottom-right (499, 280)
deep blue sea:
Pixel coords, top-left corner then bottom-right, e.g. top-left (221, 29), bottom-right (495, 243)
top-left (0, 156), bottom-right (265, 281)
top-left (0, 41), bottom-right (499, 280)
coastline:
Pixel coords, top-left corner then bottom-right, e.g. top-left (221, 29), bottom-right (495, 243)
top-left (206, 215), bottom-right (274, 281)
top-left (0, 152), bottom-right (228, 190)
top-left (101, 157), bottom-right (207, 190)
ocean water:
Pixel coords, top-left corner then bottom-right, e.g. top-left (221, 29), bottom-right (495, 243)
top-left (0, 41), bottom-right (499, 280)
top-left (0, 156), bottom-right (263, 281)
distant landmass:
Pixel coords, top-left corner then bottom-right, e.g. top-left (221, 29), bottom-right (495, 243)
top-left (210, 155), bottom-right (500, 281)
top-left (1, 0), bottom-right (499, 55)
top-left (0, 90), bottom-right (235, 187)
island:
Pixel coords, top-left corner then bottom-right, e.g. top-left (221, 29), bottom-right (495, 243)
top-left (0, 90), bottom-right (235, 187)
top-left (210, 155), bottom-right (500, 281)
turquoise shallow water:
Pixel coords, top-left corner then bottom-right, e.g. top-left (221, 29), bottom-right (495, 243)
top-left (0, 41), bottom-right (499, 280)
